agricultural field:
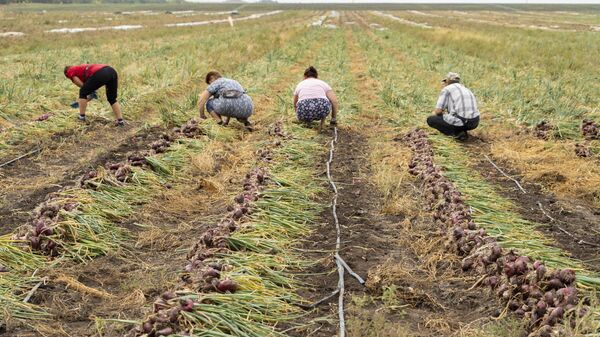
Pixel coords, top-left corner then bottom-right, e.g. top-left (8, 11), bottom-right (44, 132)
top-left (1, 3), bottom-right (600, 337)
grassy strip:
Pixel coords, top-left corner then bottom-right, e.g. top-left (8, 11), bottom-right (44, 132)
top-left (187, 130), bottom-right (326, 336)
top-left (352, 23), bottom-right (600, 335)
top-left (0, 12), bottom-right (308, 153)
top-left (120, 26), bottom-right (352, 335)
top-left (370, 11), bottom-right (600, 135)
top-left (353, 25), bottom-right (600, 287)
top-left (0, 22), bottom-right (324, 331)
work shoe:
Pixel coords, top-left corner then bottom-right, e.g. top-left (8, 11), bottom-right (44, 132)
top-left (455, 131), bottom-right (468, 141)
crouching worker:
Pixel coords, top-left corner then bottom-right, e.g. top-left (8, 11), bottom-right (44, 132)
top-left (293, 66), bottom-right (338, 132)
top-left (198, 71), bottom-right (253, 130)
top-left (64, 64), bottom-right (124, 126)
top-left (427, 72), bottom-right (479, 141)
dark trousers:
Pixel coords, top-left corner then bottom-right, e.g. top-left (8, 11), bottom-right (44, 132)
top-left (427, 115), bottom-right (479, 136)
top-left (79, 66), bottom-right (118, 105)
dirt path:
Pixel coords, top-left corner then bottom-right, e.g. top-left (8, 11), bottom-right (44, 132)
top-left (462, 138), bottom-right (600, 272)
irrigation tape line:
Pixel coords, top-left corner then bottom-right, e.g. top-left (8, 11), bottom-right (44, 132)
top-left (296, 289), bottom-right (341, 310)
top-left (484, 154), bottom-right (526, 194)
top-left (0, 147), bottom-right (41, 168)
top-left (325, 127), bottom-right (366, 336)
top-left (326, 126), bottom-right (346, 337)
top-left (537, 202), bottom-right (600, 248)
top-left (335, 253), bottom-right (366, 285)
top-left (23, 277), bottom-right (48, 303)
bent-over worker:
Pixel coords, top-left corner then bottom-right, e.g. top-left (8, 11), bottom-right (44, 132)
top-left (64, 64), bottom-right (124, 126)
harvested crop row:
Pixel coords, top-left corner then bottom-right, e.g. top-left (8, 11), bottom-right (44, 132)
top-left (403, 128), bottom-right (595, 336)
top-left (0, 121), bottom-right (211, 329)
top-left (128, 121), bottom-right (325, 336)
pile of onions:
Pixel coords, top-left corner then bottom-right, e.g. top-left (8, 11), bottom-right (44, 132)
top-left (128, 152), bottom-right (149, 167)
top-left (13, 196), bottom-right (78, 256)
top-left (185, 166), bottom-right (268, 281)
top-left (151, 135), bottom-right (172, 154)
top-left (104, 162), bottom-right (132, 182)
top-left (268, 120), bottom-right (286, 138)
top-left (574, 143), bottom-right (592, 158)
top-left (403, 129), bottom-right (586, 336)
top-left (172, 119), bottom-right (202, 138)
top-left (79, 170), bottom-right (98, 188)
top-left (533, 121), bottom-right (553, 140)
top-left (581, 119), bottom-right (599, 140)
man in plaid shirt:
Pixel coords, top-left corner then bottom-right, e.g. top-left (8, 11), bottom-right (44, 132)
top-left (427, 72), bottom-right (480, 141)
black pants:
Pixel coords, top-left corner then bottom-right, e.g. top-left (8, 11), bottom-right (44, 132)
top-left (427, 115), bottom-right (479, 136)
top-left (79, 66), bottom-right (118, 105)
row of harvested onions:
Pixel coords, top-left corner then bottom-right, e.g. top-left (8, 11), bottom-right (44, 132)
top-left (404, 128), bottom-right (587, 337)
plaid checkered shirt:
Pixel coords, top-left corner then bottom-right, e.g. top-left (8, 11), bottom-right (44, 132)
top-left (435, 83), bottom-right (480, 126)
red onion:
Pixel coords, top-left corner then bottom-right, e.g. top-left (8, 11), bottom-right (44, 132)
top-left (538, 325), bottom-right (552, 337)
top-left (461, 258), bottom-right (473, 271)
top-left (514, 256), bottom-right (529, 275)
top-left (203, 267), bottom-right (220, 278)
top-left (548, 306), bottom-right (564, 324)
top-left (161, 291), bottom-right (176, 301)
top-left (536, 265), bottom-right (547, 281)
top-left (142, 321), bottom-right (153, 333)
top-left (180, 298), bottom-right (194, 312)
top-left (556, 287), bottom-right (578, 305)
top-left (544, 291), bottom-right (555, 306)
top-left (546, 278), bottom-right (564, 291)
top-left (486, 276), bottom-right (499, 288)
top-left (232, 209), bottom-right (243, 220)
top-left (535, 300), bottom-right (548, 315)
top-left (558, 269), bottom-right (575, 285)
top-left (168, 307), bottom-right (180, 323)
top-left (156, 327), bottom-right (173, 336)
top-left (216, 279), bottom-right (238, 293)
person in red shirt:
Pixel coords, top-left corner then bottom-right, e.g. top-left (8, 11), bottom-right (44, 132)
top-left (64, 64), bottom-right (124, 126)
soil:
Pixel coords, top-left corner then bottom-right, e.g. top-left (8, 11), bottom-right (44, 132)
top-left (0, 120), bottom-right (167, 235)
top-left (462, 137), bottom-right (600, 273)
top-left (291, 127), bottom-right (502, 337)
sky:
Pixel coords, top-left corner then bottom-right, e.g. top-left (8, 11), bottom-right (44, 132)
top-left (188, 0), bottom-right (600, 3)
